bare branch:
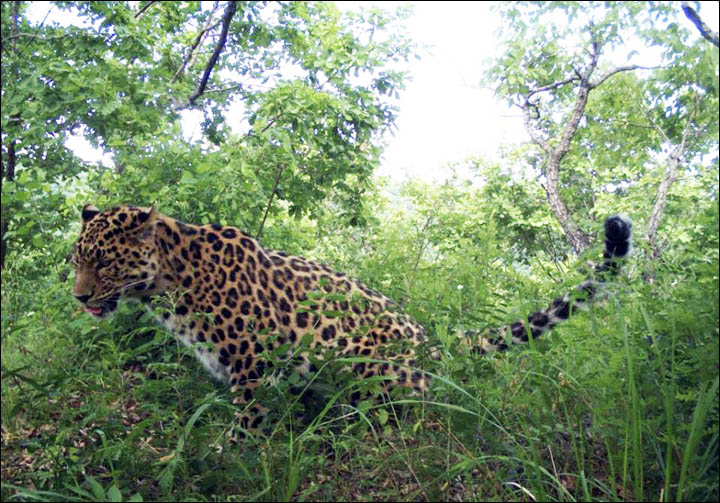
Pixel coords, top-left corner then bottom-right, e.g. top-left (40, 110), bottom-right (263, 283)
top-left (523, 76), bottom-right (594, 253)
top-left (242, 115), bottom-right (279, 140)
top-left (682, 1), bottom-right (719, 48)
top-left (613, 119), bottom-right (659, 131)
top-left (526, 76), bottom-right (580, 99)
top-left (521, 100), bottom-right (551, 154)
top-left (178, 1), bottom-right (238, 110)
top-left (171, 3), bottom-right (222, 84)
top-left (135, 1), bottom-right (158, 19)
top-left (585, 21), bottom-right (601, 81)
top-left (646, 94), bottom-right (699, 257)
top-left (675, 94), bottom-right (699, 155)
top-left (646, 155), bottom-right (680, 259)
top-left (256, 165), bottom-right (286, 240)
top-left (591, 64), bottom-right (662, 89)
top-left (556, 85), bottom-right (590, 161)
top-left (571, 64), bottom-right (583, 81)
top-left (553, 25), bottom-right (600, 159)
top-left (203, 83), bottom-right (247, 95)
top-left (10, 1), bottom-right (19, 38)
top-left (3, 32), bottom-right (71, 43)
top-left (3, 7), bottom-right (21, 191)
top-left (518, 24), bottom-right (606, 253)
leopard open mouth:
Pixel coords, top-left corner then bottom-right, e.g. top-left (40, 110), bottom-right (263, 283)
top-left (82, 296), bottom-right (119, 318)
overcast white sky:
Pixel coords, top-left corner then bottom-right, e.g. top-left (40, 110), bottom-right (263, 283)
top-left (363, 1), bottom-right (720, 182)
top-left (27, 1), bottom-right (720, 183)
top-left (355, 1), bottom-right (524, 182)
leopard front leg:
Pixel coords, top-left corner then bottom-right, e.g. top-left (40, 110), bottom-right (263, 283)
top-left (229, 357), bottom-right (269, 440)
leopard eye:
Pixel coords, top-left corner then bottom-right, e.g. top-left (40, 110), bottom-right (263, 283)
top-left (97, 258), bottom-right (111, 269)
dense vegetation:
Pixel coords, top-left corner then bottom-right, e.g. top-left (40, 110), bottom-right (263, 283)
top-left (2, 1), bottom-right (717, 501)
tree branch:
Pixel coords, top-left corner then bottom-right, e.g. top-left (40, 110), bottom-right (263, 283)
top-left (176, 1), bottom-right (238, 110)
top-left (1, 4), bottom-right (21, 269)
top-left (521, 100), bottom-right (551, 154)
top-left (518, 20), bottom-right (667, 254)
top-left (203, 83), bottom-right (247, 95)
top-left (591, 64), bottom-right (663, 89)
top-left (682, 1), bottom-right (719, 48)
top-left (526, 76), bottom-right (580, 99)
top-left (1, 139), bottom-right (16, 268)
top-left (646, 94), bottom-right (699, 258)
top-left (134, 1), bottom-right (157, 19)
top-left (256, 164), bottom-right (286, 240)
top-left (519, 24), bottom-right (606, 253)
top-left (554, 23), bottom-right (600, 162)
top-left (171, 3), bottom-right (222, 84)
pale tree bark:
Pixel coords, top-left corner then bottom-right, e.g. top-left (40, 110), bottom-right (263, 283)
top-left (521, 26), bottom-right (658, 254)
top-left (646, 97), bottom-right (698, 259)
top-left (646, 155), bottom-right (679, 260)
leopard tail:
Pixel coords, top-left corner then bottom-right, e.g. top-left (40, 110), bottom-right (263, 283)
top-left (468, 215), bottom-right (632, 354)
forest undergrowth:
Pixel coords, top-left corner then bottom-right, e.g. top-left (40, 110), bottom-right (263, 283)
top-left (2, 193), bottom-right (717, 502)
top-left (2, 1), bottom-right (719, 501)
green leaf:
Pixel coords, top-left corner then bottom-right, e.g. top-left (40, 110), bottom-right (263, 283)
top-left (377, 408), bottom-right (389, 425)
top-left (107, 485), bottom-right (123, 503)
top-left (86, 476), bottom-right (106, 501)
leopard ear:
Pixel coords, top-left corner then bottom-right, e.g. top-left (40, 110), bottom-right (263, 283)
top-left (138, 203), bottom-right (157, 223)
top-left (136, 204), bottom-right (158, 242)
top-left (81, 204), bottom-right (100, 223)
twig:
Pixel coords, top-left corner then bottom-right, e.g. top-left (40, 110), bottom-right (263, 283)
top-left (3, 32), bottom-right (71, 42)
top-left (180, 1), bottom-right (238, 110)
top-left (591, 65), bottom-right (662, 89)
top-left (521, 100), bottom-right (551, 154)
top-left (526, 76), bottom-right (580, 99)
top-left (203, 83), bottom-right (247, 95)
top-left (242, 116), bottom-right (279, 140)
top-left (171, 3), bottom-right (222, 84)
top-left (134, 1), bottom-right (157, 19)
top-left (256, 164), bottom-right (286, 240)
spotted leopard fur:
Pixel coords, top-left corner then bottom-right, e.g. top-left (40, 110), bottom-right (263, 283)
top-left (72, 204), bottom-right (631, 434)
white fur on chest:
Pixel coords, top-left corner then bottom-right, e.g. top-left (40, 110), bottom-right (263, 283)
top-left (147, 306), bottom-right (231, 383)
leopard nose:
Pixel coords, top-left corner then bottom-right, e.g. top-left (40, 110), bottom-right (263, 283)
top-left (75, 294), bottom-right (92, 304)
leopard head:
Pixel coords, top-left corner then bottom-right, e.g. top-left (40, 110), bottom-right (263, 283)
top-left (72, 204), bottom-right (160, 318)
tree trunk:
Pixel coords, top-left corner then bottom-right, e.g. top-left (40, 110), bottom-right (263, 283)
top-left (644, 93), bottom-right (697, 262)
top-left (544, 153), bottom-right (592, 253)
top-left (1, 140), bottom-right (17, 270)
top-left (646, 154), bottom-right (680, 259)
top-left (1, 2), bottom-right (21, 270)
top-left (520, 28), bottom-right (653, 255)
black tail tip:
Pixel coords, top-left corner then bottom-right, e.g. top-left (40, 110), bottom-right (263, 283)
top-left (604, 214), bottom-right (632, 257)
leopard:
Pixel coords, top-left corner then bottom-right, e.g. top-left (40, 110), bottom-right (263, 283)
top-left (71, 204), bottom-right (632, 436)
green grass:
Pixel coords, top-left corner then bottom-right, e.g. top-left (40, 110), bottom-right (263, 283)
top-left (2, 244), bottom-right (718, 502)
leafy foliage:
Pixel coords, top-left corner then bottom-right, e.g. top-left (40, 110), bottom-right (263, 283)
top-left (2, 2), bottom-right (718, 502)
top-left (483, 1), bottom-right (718, 254)
top-left (1, 1), bottom-right (414, 267)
